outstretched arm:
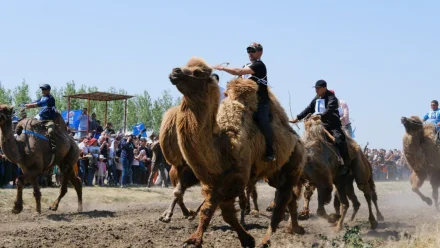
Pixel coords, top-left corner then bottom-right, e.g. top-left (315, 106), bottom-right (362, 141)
top-left (213, 65), bottom-right (254, 76)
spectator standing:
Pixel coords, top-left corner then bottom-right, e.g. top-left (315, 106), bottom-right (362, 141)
top-left (96, 155), bottom-right (107, 186)
top-left (89, 113), bottom-right (98, 135)
top-left (87, 138), bottom-right (100, 186)
top-left (77, 108), bottom-right (90, 139)
top-left (77, 138), bottom-right (89, 184)
top-left (132, 149), bottom-right (140, 184)
top-left (120, 132), bottom-right (135, 187)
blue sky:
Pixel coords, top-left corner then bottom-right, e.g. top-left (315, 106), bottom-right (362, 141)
top-left (1, 1), bottom-right (438, 149)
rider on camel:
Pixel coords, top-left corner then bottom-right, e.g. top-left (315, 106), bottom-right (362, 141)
top-left (291, 80), bottom-right (350, 171)
top-left (25, 84), bottom-right (58, 153)
top-left (213, 42), bottom-right (275, 162)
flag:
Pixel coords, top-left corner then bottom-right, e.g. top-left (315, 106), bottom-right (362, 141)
top-left (132, 123), bottom-right (147, 137)
top-left (61, 109), bottom-right (83, 130)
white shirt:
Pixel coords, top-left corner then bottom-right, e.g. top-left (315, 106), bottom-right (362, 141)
top-left (339, 100), bottom-right (350, 126)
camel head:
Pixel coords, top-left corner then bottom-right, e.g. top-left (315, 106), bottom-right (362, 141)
top-left (303, 119), bottom-right (324, 140)
top-left (0, 105), bottom-right (14, 125)
top-left (169, 57), bottom-right (214, 95)
top-left (401, 116), bottom-right (424, 135)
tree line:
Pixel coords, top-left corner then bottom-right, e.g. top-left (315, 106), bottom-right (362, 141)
top-left (0, 80), bottom-right (181, 133)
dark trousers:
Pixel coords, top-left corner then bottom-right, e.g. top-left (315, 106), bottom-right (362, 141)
top-left (148, 162), bottom-right (168, 187)
top-left (329, 128), bottom-right (350, 163)
top-left (256, 104), bottom-right (274, 156)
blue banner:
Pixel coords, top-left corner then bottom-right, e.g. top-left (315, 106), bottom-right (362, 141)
top-left (132, 123), bottom-right (148, 137)
top-left (61, 109), bottom-right (83, 130)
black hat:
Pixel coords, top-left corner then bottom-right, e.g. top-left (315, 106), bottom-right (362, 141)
top-left (314, 80), bottom-right (327, 88)
top-left (40, 84), bottom-right (51, 90)
top-left (247, 42), bottom-right (263, 52)
top-left (211, 73), bottom-right (219, 82)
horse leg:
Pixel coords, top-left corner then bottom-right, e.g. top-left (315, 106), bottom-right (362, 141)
top-left (411, 171), bottom-right (432, 205)
top-left (220, 200), bottom-right (255, 247)
top-left (68, 170), bottom-right (83, 212)
top-left (30, 177), bottom-right (42, 214)
top-left (183, 192), bottom-right (220, 247)
top-left (299, 183), bottom-right (314, 220)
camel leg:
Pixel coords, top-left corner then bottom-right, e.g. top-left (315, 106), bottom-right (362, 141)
top-left (266, 199), bottom-right (275, 212)
top-left (315, 186), bottom-right (333, 222)
top-left (251, 185), bottom-right (259, 215)
top-left (30, 177), bottom-right (42, 214)
top-left (183, 194), bottom-right (220, 247)
top-left (358, 183), bottom-right (378, 230)
top-left (346, 180), bottom-right (361, 222)
top-left (68, 171), bottom-right (83, 212)
top-left (430, 171), bottom-right (440, 211)
top-left (12, 172), bottom-right (37, 214)
top-left (410, 171), bottom-right (432, 205)
top-left (50, 167), bottom-right (70, 211)
top-left (299, 183), bottom-right (315, 220)
top-left (160, 183), bottom-right (185, 223)
top-left (370, 178), bottom-right (384, 221)
top-left (260, 157), bottom-right (303, 247)
top-left (220, 200), bottom-right (255, 247)
top-left (239, 190), bottom-right (248, 226)
top-left (287, 183), bottom-right (305, 235)
top-left (333, 180), bottom-right (349, 232)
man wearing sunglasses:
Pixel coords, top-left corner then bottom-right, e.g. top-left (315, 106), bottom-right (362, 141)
top-left (213, 42), bottom-right (275, 162)
top-left (25, 84), bottom-right (58, 153)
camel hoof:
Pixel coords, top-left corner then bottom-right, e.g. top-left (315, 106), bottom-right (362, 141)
top-left (377, 213), bottom-right (384, 222)
top-left (288, 225), bottom-right (305, 235)
top-left (49, 205), bottom-right (58, 211)
top-left (12, 206), bottom-right (23, 214)
top-left (240, 234), bottom-right (255, 248)
top-left (258, 239), bottom-right (270, 248)
top-left (424, 197), bottom-right (433, 206)
top-left (77, 205), bottom-right (83, 213)
top-left (333, 225), bottom-right (343, 233)
top-left (250, 210), bottom-right (260, 217)
top-left (327, 214), bottom-right (341, 224)
top-left (182, 237), bottom-right (202, 248)
top-left (298, 212), bottom-right (310, 220)
top-left (159, 214), bottom-right (172, 223)
top-left (266, 206), bottom-right (273, 212)
top-left (370, 219), bottom-right (378, 230)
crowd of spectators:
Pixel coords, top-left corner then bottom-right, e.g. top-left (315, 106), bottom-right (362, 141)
top-left (364, 148), bottom-right (412, 181)
top-left (0, 113), bottom-right (172, 188)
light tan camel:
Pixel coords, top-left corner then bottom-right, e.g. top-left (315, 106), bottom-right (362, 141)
top-left (169, 57), bottom-right (305, 247)
top-left (0, 105), bottom-right (82, 214)
top-left (401, 116), bottom-right (440, 210)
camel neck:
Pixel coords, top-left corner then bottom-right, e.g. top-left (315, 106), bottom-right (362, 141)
top-left (0, 120), bottom-right (23, 165)
top-left (177, 87), bottom-right (223, 179)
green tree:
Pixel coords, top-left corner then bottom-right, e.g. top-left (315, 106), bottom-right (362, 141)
top-left (13, 79), bottom-right (32, 106)
top-left (0, 82), bottom-right (12, 105)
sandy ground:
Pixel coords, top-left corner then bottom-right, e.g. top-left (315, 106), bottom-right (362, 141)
top-left (0, 181), bottom-right (439, 248)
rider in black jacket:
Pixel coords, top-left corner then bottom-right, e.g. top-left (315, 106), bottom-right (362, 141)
top-left (291, 80), bottom-right (350, 168)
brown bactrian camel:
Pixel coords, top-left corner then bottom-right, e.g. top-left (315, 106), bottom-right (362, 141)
top-left (401, 116), bottom-right (440, 210)
top-left (169, 57), bottom-right (305, 247)
top-left (0, 105), bottom-right (82, 214)
top-left (159, 106), bottom-right (260, 223)
top-left (295, 119), bottom-right (382, 230)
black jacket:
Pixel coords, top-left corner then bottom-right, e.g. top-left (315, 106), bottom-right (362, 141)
top-left (297, 90), bottom-right (342, 130)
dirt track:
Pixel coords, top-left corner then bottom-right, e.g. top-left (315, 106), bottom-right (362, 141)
top-left (0, 181), bottom-right (439, 248)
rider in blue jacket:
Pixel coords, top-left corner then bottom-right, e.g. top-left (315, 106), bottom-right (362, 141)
top-left (423, 100), bottom-right (440, 131)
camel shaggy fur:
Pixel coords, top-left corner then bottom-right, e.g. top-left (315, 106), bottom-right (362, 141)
top-left (0, 105), bottom-right (82, 214)
top-left (401, 116), bottom-right (440, 210)
top-left (169, 57), bottom-right (305, 247)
